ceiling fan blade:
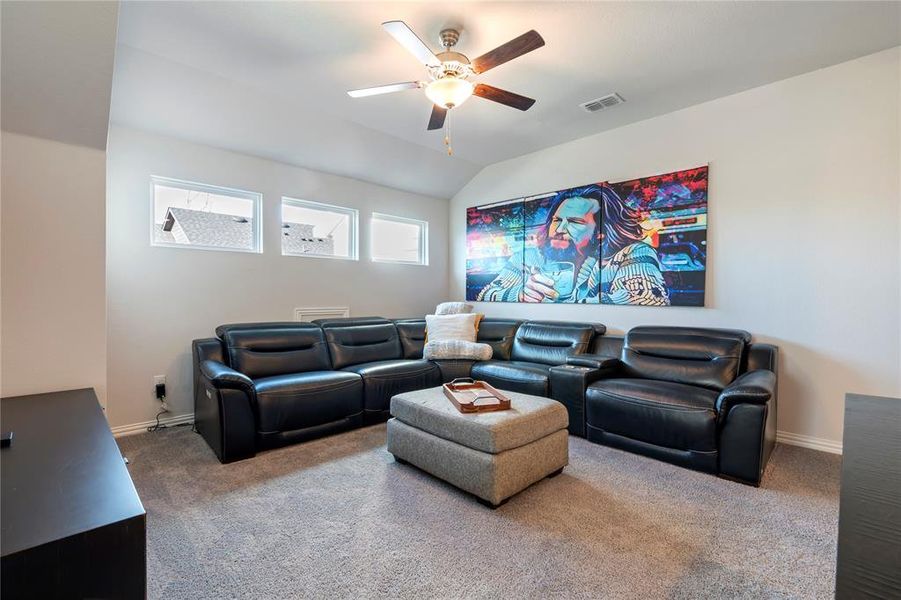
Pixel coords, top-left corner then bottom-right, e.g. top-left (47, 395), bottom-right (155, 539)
top-left (347, 81), bottom-right (421, 98)
top-left (382, 20), bottom-right (441, 68)
top-left (473, 84), bottom-right (536, 111)
top-left (471, 30), bottom-right (545, 74)
top-left (427, 105), bottom-right (447, 130)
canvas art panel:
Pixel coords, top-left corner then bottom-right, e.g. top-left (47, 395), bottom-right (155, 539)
top-left (606, 166), bottom-right (708, 307)
top-left (465, 166), bottom-right (708, 307)
top-left (465, 201), bottom-right (524, 302)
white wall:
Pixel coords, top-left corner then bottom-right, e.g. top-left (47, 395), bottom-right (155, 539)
top-left (106, 126), bottom-right (450, 428)
top-left (1, 132), bottom-right (108, 405)
top-left (450, 48), bottom-right (901, 447)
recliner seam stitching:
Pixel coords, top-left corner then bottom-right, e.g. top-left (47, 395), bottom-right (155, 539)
top-left (590, 388), bottom-right (715, 412)
top-left (473, 371), bottom-right (547, 384)
top-left (354, 368), bottom-right (437, 381)
top-left (586, 424), bottom-right (718, 455)
top-left (257, 380), bottom-right (362, 395)
top-left (257, 410), bottom-right (365, 435)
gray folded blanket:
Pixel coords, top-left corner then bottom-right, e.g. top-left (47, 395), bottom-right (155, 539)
top-left (423, 339), bottom-right (493, 361)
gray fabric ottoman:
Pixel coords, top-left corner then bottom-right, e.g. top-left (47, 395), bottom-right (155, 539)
top-left (386, 387), bottom-right (569, 507)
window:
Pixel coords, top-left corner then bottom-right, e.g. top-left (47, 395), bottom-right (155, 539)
top-left (281, 197), bottom-right (358, 260)
top-left (151, 176), bottom-right (261, 253)
top-left (371, 213), bottom-right (428, 265)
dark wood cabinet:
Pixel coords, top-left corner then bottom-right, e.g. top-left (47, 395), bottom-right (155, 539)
top-left (1, 388), bottom-right (146, 599)
top-left (835, 393), bottom-right (901, 599)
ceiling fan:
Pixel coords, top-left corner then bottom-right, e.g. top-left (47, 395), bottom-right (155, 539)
top-left (347, 20), bottom-right (545, 148)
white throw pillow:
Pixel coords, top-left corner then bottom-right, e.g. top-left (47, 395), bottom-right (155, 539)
top-left (425, 313), bottom-right (480, 343)
top-left (435, 302), bottom-right (474, 315)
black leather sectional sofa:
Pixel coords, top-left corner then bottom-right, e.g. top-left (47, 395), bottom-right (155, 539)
top-left (193, 317), bottom-right (778, 485)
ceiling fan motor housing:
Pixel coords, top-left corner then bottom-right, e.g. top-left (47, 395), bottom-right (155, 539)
top-left (432, 52), bottom-right (472, 80)
top-left (439, 28), bottom-right (461, 48)
top-left (433, 29), bottom-right (473, 79)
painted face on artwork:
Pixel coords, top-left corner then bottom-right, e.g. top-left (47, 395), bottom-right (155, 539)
top-left (546, 197), bottom-right (600, 259)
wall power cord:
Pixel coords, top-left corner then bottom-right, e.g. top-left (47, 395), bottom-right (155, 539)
top-left (147, 394), bottom-right (170, 433)
top-left (146, 382), bottom-right (197, 433)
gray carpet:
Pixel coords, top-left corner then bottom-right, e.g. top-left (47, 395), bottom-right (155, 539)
top-left (118, 425), bottom-right (841, 599)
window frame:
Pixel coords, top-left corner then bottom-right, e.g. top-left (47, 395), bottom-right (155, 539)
top-left (370, 212), bottom-right (429, 266)
top-left (280, 197), bottom-right (359, 261)
top-left (149, 175), bottom-right (263, 254)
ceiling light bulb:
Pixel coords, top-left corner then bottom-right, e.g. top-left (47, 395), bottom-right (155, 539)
top-left (425, 77), bottom-right (474, 109)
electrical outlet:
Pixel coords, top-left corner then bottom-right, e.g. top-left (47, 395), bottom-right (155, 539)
top-left (153, 375), bottom-right (167, 402)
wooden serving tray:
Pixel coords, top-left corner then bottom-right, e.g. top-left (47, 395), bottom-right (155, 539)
top-left (443, 378), bottom-right (512, 414)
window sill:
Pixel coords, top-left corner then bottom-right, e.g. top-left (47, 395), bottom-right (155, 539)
top-left (150, 241), bottom-right (262, 254)
top-left (282, 252), bottom-right (359, 261)
top-left (370, 258), bottom-right (429, 266)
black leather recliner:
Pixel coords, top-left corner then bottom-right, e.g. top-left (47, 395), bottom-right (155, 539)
top-left (314, 318), bottom-right (441, 425)
top-left (566, 326), bottom-right (778, 486)
top-left (471, 321), bottom-right (604, 396)
top-left (194, 322), bottom-right (364, 463)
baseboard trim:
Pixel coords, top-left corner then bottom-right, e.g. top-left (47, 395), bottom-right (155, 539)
top-left (110, 412), bottom-right (195, 438)
top-left (776, 430), bottom-right (842, 454)
top-left (109, 414), bottom-right (841, 454)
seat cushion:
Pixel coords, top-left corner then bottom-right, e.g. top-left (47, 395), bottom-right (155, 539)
top-left (586, 378), bottom-right (718, 452)
top-left (253, 371), bottom-right (363, 435)
top-left (341, 359), bottom-right (441, 419)
top-left (431, 359), bottom-right (475, 383)
top-left (470, 360), bottom-right (551, 397)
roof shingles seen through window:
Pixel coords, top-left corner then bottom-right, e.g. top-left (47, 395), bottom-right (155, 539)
top-left (157, 207), bottom-right (334, 255)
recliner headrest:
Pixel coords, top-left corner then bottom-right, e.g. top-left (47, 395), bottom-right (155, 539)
top-left (313, 316), bottom-right (391, 328)
top-left (511, 321), bottom-right (600, 366)
top-left (215, 322), bottom-right (307, 340)
top-left (625, 326), bottom-right (750, 360)
top-left (217, 323), bottom-right (331, 378)
top-left (622, 326), bottom-right (751, 390)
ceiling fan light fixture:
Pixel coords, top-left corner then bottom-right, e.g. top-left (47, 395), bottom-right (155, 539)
top-left (425, 77), bottom-right (473, 109)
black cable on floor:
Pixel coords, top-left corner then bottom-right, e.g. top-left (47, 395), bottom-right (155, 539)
top-left (146, 407), bottom-right (168, 432)
top-left (146, 396), bottom-right (196, 433)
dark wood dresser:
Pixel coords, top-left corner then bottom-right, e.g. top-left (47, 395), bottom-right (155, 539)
top-left (1, 388), bottom-right (146, 599)
top-left (835, 393), bottom-right (901, 599)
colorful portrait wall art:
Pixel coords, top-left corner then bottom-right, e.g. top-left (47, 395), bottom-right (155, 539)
top-left (465, 166), bottom-right (708, 307)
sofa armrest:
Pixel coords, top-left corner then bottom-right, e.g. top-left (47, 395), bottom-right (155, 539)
top-left (196, 360), bottom-right (257, 463)
top-left (565, 355), bottom-right (623, 371)
top-left (716, 370), bottom-right (776, 417)
top-left (200, 360), bottom-right (256, 398)
top-left (550, 358), bottom-right (622, 438)
top-left (548, 364), bottom-right (601, 437)
top-left (717, 368), bottom-right (778, 485)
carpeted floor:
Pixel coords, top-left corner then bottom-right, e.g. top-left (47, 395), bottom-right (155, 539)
top-left (118, 425), bottom-right (841, 599)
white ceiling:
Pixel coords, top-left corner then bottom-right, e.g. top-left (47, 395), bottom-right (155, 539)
top-left (112, 1), bottom-right (901, 198)
top-left (2, 1), bottom-right (119, 150)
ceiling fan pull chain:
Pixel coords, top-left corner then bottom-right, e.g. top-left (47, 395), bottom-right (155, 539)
top-left (445, 111), bottom-right (453, 156)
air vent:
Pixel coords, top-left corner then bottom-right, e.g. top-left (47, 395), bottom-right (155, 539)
top-left (580, 93), bottom-right (625, 113)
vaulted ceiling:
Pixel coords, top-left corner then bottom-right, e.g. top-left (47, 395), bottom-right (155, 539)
top-left (111, 1), bottom-right (901, 198)
top-left (2, 1), bottom-right (119, 150)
